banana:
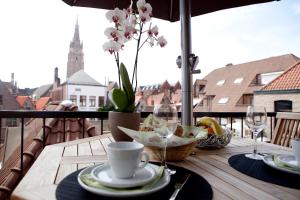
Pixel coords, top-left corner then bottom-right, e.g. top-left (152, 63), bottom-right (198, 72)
top-left (197, 117), bottom-right (223, 136)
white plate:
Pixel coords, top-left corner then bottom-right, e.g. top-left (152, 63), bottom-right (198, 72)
top-left (78, 164), bottom-right (170, 198)
top-left (91, 163), bottom-right (157, 188)
top-left (263, 155), bottom-right (300, 175)
top-left (277, 155), bottom-right (300, 170)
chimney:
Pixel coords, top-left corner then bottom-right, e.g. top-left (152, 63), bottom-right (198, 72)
top-left (53, 67), bottom-right (60, 88)
top-left (226, 63), bottom-right (233, 67)
top-left (11, 73), bottom-right (14, 85)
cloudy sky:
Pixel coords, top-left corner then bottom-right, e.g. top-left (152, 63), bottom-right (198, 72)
top-left (0, 0), bottom-right (300, 88)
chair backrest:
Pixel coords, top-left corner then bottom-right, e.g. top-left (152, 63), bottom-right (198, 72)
top-left (272, 112), bottom-right (300, 147)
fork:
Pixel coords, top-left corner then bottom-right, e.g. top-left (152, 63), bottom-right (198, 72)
top-left (169, 174), bottom-right (191, 200)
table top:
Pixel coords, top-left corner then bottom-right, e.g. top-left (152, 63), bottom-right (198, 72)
top-left (11, 135), bottom-right (300, 200)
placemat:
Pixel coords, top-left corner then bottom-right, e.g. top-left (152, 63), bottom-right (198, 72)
top-left (228, 154), bottom-right (300, 190)
top-left (56, 163), bottom-right (213, 200)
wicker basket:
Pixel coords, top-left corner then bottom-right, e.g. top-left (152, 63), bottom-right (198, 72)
top-left (145, 141), bottom-right (198, 161)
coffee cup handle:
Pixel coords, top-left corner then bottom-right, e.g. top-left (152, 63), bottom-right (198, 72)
top-left (138, 152), bottom-right (149, 169)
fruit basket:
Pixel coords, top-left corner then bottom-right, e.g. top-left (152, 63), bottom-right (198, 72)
top-left (195, 117), bottom-right (232, 149)
top-left (118, 115), bottom-right (207, 161)
top-left (197, 127), bottom-right (232, 149)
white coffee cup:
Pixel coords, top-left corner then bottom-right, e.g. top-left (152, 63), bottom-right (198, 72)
top-left (292, 138), bottom-right (300, 166)
top-left (107, 142), bottom-right (149, 179)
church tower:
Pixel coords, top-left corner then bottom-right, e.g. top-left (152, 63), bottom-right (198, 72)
top-left (67, 19), bottom-right (84, 78)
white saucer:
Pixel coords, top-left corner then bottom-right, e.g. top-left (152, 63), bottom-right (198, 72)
top-left (78, 164), bottom-right (170, 198)
top-left (91, 163), bottom-right (157, 188)
top-left (263, 155), bottom-right (300, 175)
top-left (277, 155), bottom-right (300, 170)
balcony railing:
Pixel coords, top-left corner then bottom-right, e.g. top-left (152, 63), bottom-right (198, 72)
top-left (0, 110), bottom-right (277, 176)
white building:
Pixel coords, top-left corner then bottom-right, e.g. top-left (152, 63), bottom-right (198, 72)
top-left (50, 19), bottom-right (107, 111)
top-left (63, 70), bottom-right (106, 111)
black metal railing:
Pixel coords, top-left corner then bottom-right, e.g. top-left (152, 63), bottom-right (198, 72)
top-left (0, 110), bottom-right (277, 176)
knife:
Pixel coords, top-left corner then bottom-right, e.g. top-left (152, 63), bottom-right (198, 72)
top-left (169, 174), bottom-right (191, 200)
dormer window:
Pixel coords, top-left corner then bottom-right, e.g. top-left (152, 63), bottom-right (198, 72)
top-left (234, 77), bottom-right (244, 84)
top-left (216, 80), bottom-right (225, 86)
top-left (218, 97), bottom-right (229, 104)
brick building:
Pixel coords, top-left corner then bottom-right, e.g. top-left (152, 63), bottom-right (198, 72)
top-left (255, 61), bottom-right (300, 112)
top-left (194, 54), bottom-right (300, 112)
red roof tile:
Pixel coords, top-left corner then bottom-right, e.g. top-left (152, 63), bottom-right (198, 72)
top-left (15, 96), bottom-right (29, 107)
top-left (35, 97), bottom-right (50, 110)
top-left (261, 61), bottom-right (300, 91)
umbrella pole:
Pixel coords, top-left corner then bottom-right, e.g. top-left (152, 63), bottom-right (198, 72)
top-left (180, 0), bottom-right (193, 126)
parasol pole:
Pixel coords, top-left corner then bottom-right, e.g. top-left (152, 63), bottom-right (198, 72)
top-left (180, 0), bottom-right (193, 126)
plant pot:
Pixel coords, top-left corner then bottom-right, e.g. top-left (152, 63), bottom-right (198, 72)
top-left (108, 111), bottom-right (141, 141)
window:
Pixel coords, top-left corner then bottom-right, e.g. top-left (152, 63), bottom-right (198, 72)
top-left (80, 95), bottom-right (86, 107)
top-left (70, 95), bottom-right (77, 105)
top-left (98, 96), bottom-right (104, 107)
top-left (218, 97), bottom-right (229, 104)
top-left (6, 118), bottom-right (17, 127)
top-left (216, 80), bottom-right (225, 86)
top-left (89, 96), bottom-right (96, 107)
top-left (0, 95), bottom-right (2, 105)
top-left (234, 77), bottom-right (243, 84)
top-left (75, 88), bottom-right (81, 92)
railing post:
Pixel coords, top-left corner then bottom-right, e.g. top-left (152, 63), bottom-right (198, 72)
top-left (82, 118), bottom-right (85, 138)
top-left (63, 118), bottom-right (66, 142)
top-left (20, 118), bottom-right (24, 176)
top-left (101, 119), bottom-right (103, 135)
top-left (43, 118), bottom-right (46, 147)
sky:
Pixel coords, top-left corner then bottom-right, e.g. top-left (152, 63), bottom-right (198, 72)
top-left (0, 0), bottom-right (300, 89)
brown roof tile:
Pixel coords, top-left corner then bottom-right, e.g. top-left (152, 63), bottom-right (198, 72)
top-left (194, 54), bottom-right (300, 112)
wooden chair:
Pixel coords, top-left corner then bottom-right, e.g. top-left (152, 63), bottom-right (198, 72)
top-left (272, 112), bottom-right (300, 148)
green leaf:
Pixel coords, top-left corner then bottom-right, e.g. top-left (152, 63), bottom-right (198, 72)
top-left (109, 88), bottom-right (128, 112)
top-left (120, 63), bottom-right (135, 105)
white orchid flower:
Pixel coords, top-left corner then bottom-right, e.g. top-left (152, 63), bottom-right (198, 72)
top-left (137, 0), bottom-right (152, 15)
top-left (139, 12), bottom-right (151, 23)
top-left (106, 8), bottom-right (126, 25)
top-left (148, 25), bottom-right (159, 37)
top-left (104, 27), bottom-right (124, 43)
top-left (103, 41), bottom-right (122, 54)
top-left (157, 36), bottom-right (167, 47)
top-left (129, 15), bottom-right (137, 26)
top-left (122, 25), bottom-right (137, 40)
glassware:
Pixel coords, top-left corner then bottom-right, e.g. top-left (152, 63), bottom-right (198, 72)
top-left (245, 105), bottom-right (267, 160)
top-left (153, 102), bottom-right (178, 175)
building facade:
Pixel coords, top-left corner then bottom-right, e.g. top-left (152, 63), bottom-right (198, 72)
top-left (194, 54), bottom-right (300, 112)
top-left (255, 61), bottom-right (300, 112)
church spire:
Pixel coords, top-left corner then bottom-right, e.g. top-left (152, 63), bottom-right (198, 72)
top-left (73, 17), bottom-right (80, 42)
top-left (67, 18), bottom-right (84, 78)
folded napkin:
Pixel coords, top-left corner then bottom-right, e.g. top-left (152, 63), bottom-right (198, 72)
top-left (272, 154), bottom-right (300, 171)
top-left (80, 165), bottom-right (165, 192)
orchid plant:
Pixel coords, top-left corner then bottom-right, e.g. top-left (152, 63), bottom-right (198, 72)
top-left (103, 0), bottom-right (167, 92)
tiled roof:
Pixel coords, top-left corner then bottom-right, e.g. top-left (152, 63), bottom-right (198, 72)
top-left (15, 96), bottom-right (30, 107)
top-left (0, 102), bottom-right (96, 199)
top-left (260, 61), bottom-right (300, 91)
top-left (33, 84), bottom-right (52, 98)
top-left (65, 70), bottom-right (104, 86)
top-left (35, 97), bottom-right (50, 110)
top-left (194, 54), bottom-right (300, 112)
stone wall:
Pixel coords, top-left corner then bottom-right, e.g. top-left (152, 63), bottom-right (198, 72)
top-left (254, 93), bottom-right (300, 112)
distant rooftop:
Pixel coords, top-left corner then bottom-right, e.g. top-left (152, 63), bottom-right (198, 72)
top-left (64, 70), bottom-right (104, 86)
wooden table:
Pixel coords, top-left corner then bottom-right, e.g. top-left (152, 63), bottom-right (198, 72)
top-left (11, 134), bottom-right (300, 200)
